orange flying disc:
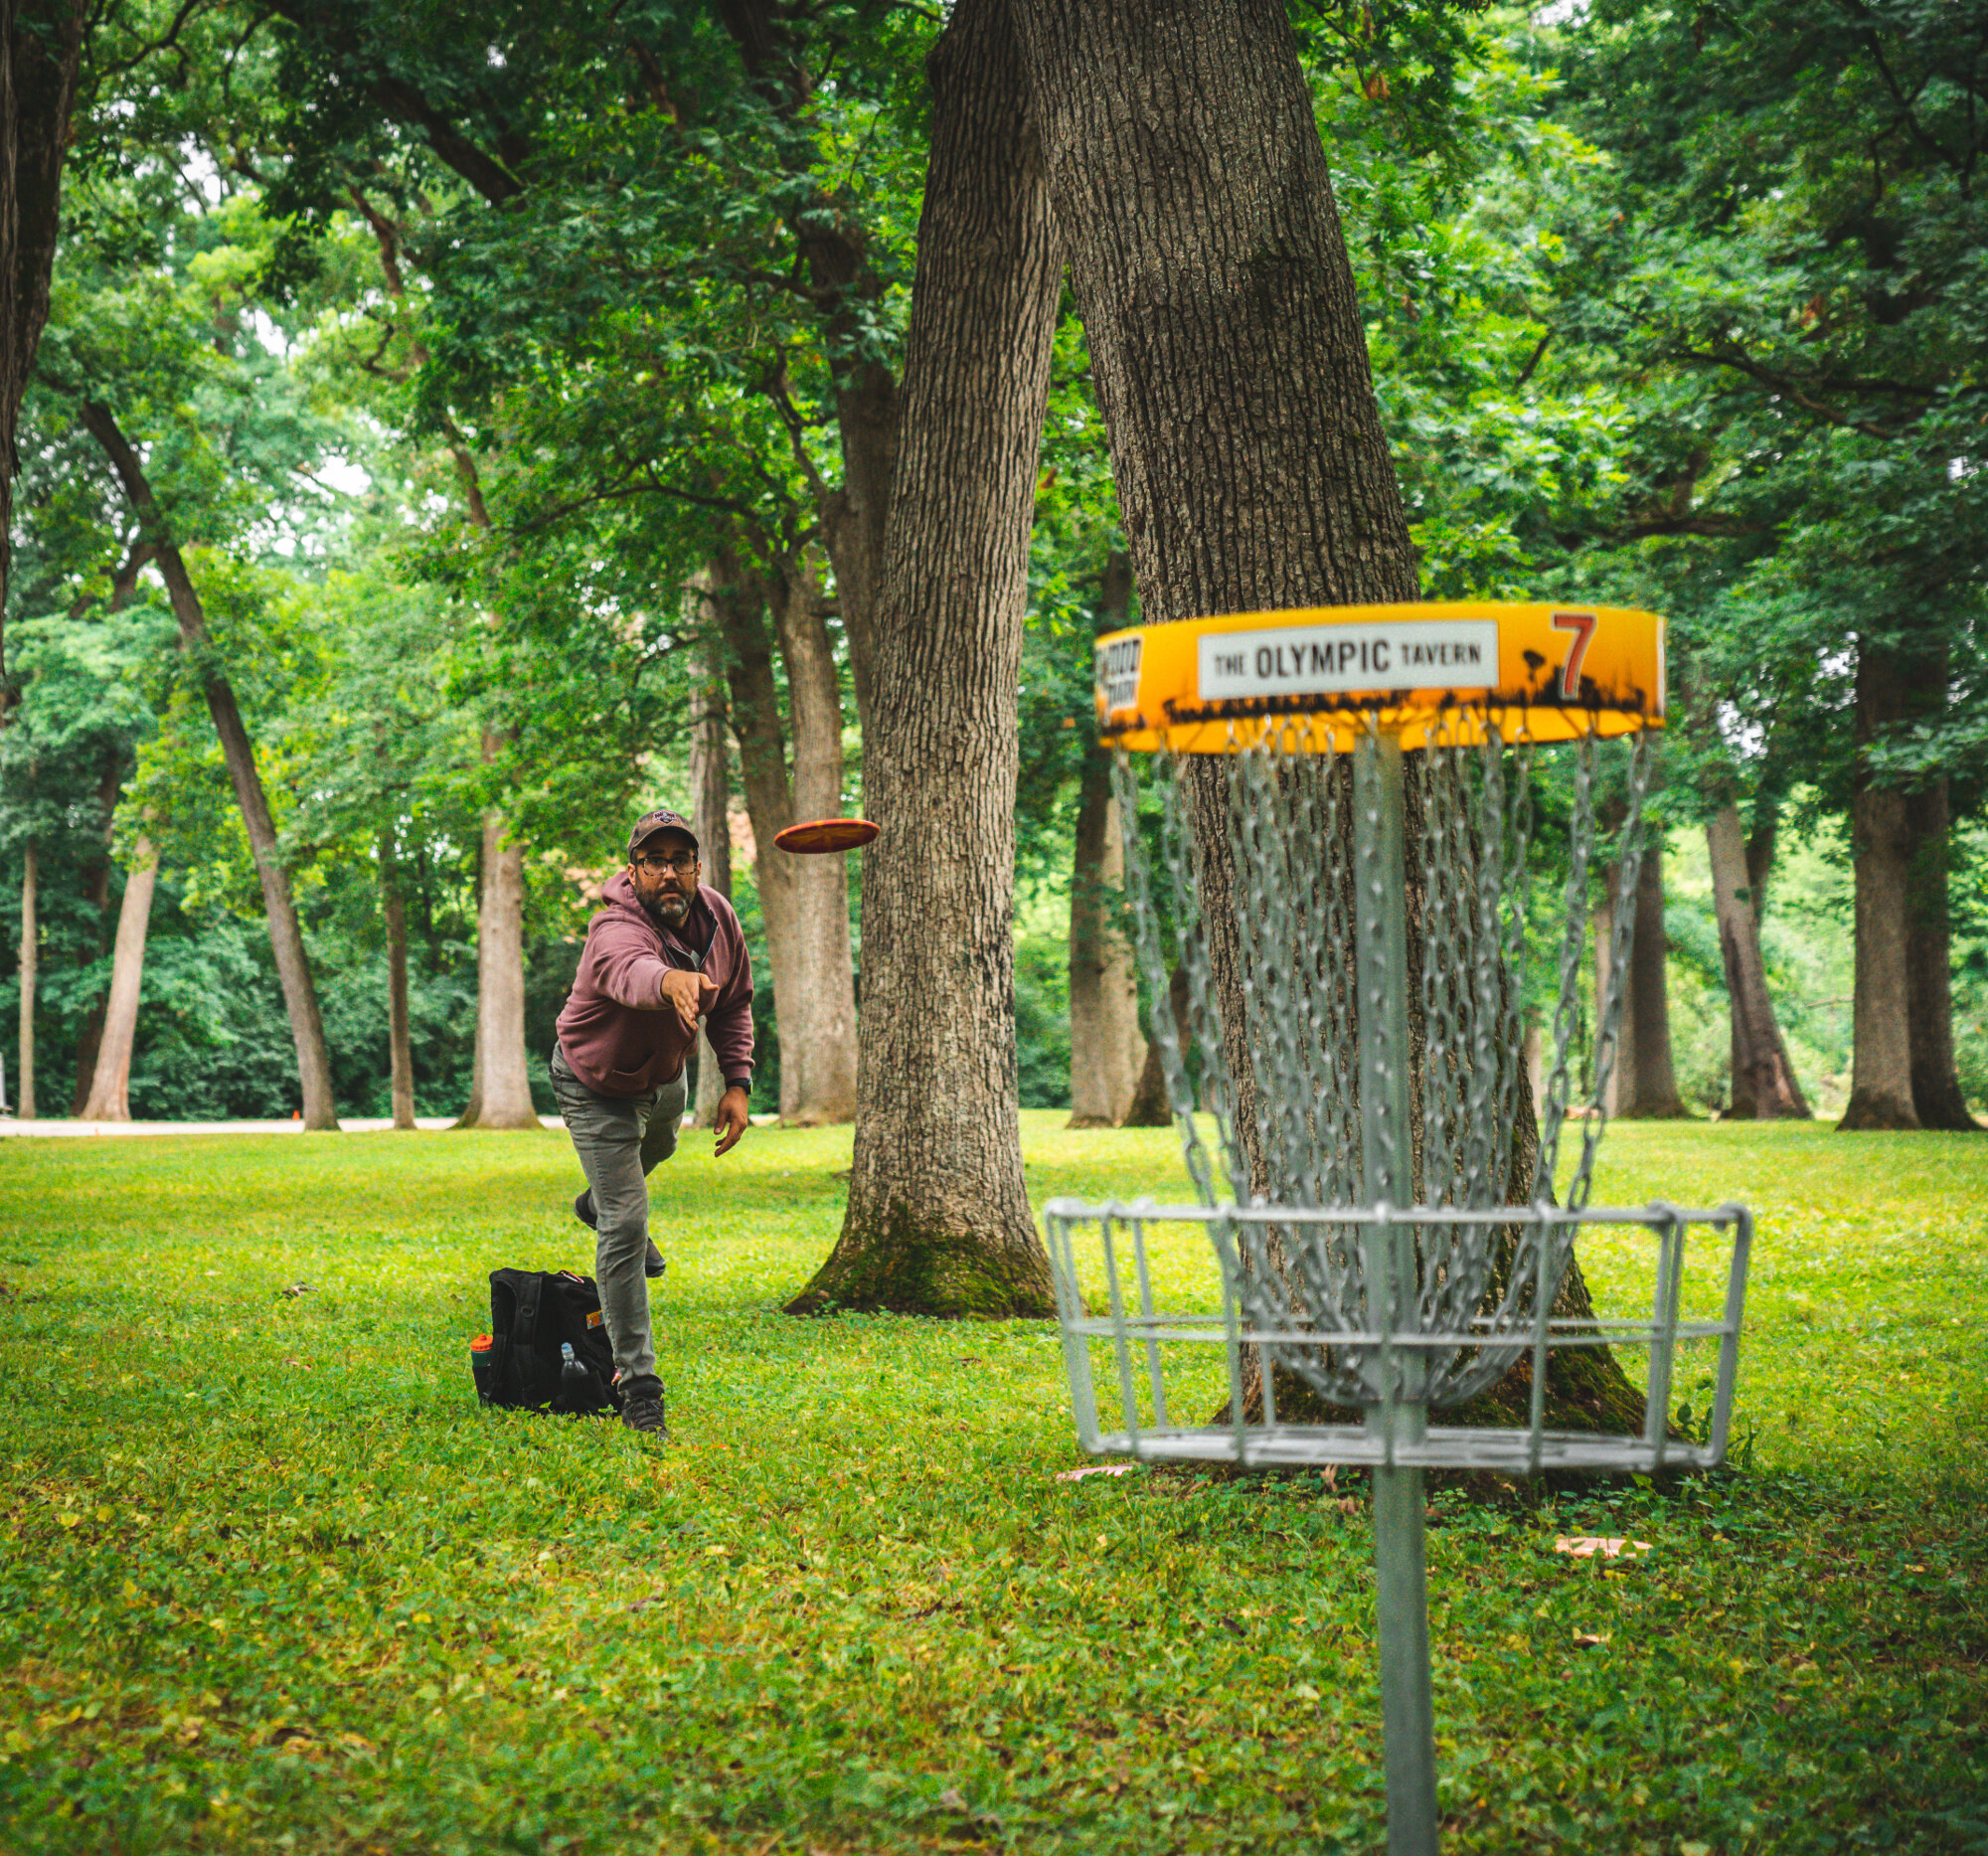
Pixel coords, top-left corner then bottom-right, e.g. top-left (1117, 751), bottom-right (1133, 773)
top-left (773, 817), bottom-right (880, 855)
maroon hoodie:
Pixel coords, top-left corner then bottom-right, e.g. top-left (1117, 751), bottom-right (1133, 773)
top-left (555, 872), bottom-right (754, 1097)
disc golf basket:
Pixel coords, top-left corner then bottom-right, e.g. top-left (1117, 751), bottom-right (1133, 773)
top-left (1049, 602), bottom-right (1751, 1856)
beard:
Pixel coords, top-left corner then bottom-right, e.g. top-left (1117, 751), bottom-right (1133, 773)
top-left (640, 887), bottom-right (690, 931)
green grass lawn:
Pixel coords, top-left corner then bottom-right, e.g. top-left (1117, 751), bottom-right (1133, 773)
top-left (1, 1113), bottom-right (1982, 1854)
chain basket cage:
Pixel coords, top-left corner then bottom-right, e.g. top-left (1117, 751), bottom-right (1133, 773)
top-left (1050, 639), bottom-right (1752, 1473)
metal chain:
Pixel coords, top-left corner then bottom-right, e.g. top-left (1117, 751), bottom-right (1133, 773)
top-left (1112, 711), bottom-right (1655, 1410)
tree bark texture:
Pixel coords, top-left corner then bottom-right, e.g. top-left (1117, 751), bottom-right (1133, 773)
top-left (1840, 640), bottom-right (1920, 1130)
top-left (688, 624), bottom-right (735, 1130)
top-left (382, 830), bottom-right (416, 1130)
top-left (1904, 776), bottom-right (1979, 1129)
top-left (1706, 803), bottom-right (1810, 1120)
top-left (15, 839), bottom-right (34, 1118)
top-left (789, 0), bottom-right (1063, 1317)
top-left (0, 0), bottom-right (84, 697)
top-left (79, 838), bottom-right (156, 1120)
top-left (79, 402), bottom-right (341, 1129)
top-left (1015, 0), bottom-right (1640, 1436)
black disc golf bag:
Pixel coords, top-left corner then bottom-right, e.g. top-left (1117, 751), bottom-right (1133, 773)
top-left (470, 1268), bottom-right (621, 1416)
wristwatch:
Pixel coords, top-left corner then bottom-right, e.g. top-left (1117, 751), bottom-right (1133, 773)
top-left (724, 1077), bottom-right (751, 1093)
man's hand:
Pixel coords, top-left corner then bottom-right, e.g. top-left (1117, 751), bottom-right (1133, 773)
top-left (659, 968), bottom-right (716, 1033)
top-left (714, 1086), bottom-right (750, 1157)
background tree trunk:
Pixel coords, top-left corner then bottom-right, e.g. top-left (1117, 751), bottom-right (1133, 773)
top-left (1593, 867), bottom-right (1633, 1116)
top-left (1125, 960), bottom-right (1190, 1126)
top-left (1707, 803), bottom-right (1810, 1119)
top-left (79, 838), bottom-right (156, 1120)
top-left (689, 627), bottom-right (735, 1130)
top-left (1840, 639), bottom-right (1920, 1130)
top-left (769, 555), bottom-right (859, 1125)
top-left (1904, 776), bottom-right (1979, 1130)
top-left (788, 0), bottom-right (1063, 1317)
top-left (381, 830), bottom-right (416, 1130)
top-left (1068, 550), bottom-right (1144, 1127)
top-left (79, 402), bottom-right (341, 1130)
top-left (0, 0), bottom-right (86, 696)
top-left (65, 558), bottom-right (147, 1109)
top-left (1066, 763), bottom-right (1144, 1127)
top-left (710, 547), bottom-right (860, 1126)
top-left (1622, 844), bottom-right (1688, 1117)
top-left (69, 744), bottom-right (124, 1112)
top-left (457, 780), bottom-right (539, 1129)
top-left (16, 840), bottom-right (35, 1118)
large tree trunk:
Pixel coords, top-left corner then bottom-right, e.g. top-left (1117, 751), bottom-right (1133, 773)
top-left (1840, 639), bottom-right (1920, 1130)
top-left (456, 776), bottom-right (539, 1129)
top-left (787, 0), bottom-right (1063, 1316)
top-left (1707, 803), bottom-right (1810, 1120)
top-left (688, 626), bottom-right (735, 1130)
top-left (1017, 0), bottom-right (1419, 1196)
top-left (1014, 0), bottom-right (1642, 1434)
top-left (0, 0), bottom-right (85, 697)
top-left (1068, 551), bottom-right (1145, 1127)
top-left (381, 829), bottom-right (416, 1130)
top-left (1904, 776), bottom-right (1979, 1130)
top-left (709, 547), bottom-right (860, 1126)
top-left (79, 403), bottom-right (341, 1129)
top-left (15, 839), bottom-right (34, 1118)
top-left (78, 838), bottom-right (156, 1120)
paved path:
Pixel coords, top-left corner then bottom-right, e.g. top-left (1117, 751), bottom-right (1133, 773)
top-left (0, 1116), bottom-right (566, 1137)
top-left (0, 1112), bottom-right (779, 1137)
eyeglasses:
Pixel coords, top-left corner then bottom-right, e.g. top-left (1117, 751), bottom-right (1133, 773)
top-left (634, 851), bottom-right (698, 875)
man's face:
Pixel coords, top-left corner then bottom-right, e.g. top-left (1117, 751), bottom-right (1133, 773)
top-left (629, 831), bottom-right (700, 929)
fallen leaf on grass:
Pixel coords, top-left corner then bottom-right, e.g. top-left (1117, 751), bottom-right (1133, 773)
top-left (277, 1281), bottom-right (312, 1298)
top-left (1572, 1633), bottom-right (1610, 1649)
top-left (1554, 1536), bottom-right (1652, 1560)
top-left (1054, 1465), bottom-right (1132, 1482)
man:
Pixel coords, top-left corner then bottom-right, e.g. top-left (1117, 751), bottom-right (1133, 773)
top-left (551, 809), bottom-right (754, 1435)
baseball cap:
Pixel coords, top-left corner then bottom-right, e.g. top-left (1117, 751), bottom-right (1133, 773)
top-left (626, 809), bottom-right (700, 857)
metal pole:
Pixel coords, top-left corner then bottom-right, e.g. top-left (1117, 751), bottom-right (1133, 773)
top-left (1352, 727), bottom-right (1440, 1856)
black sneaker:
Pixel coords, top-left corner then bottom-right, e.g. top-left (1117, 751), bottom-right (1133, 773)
top-left (644, 1242), bottom-right (666, 1280)
top-left (620, 1393), bottom-right (667, 1436)
top-left (574, 1190), bottom-right (597, 1229)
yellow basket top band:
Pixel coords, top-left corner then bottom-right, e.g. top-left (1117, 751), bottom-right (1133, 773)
top-left (1093, 601), bottom-right (1666, 753)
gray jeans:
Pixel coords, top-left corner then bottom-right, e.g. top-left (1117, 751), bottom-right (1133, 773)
top-left (549, 1042), bottom-right (687, 1399)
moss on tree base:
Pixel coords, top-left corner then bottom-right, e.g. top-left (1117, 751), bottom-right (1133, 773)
top-left (784, 1208), bottom-right (1056, 1319)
